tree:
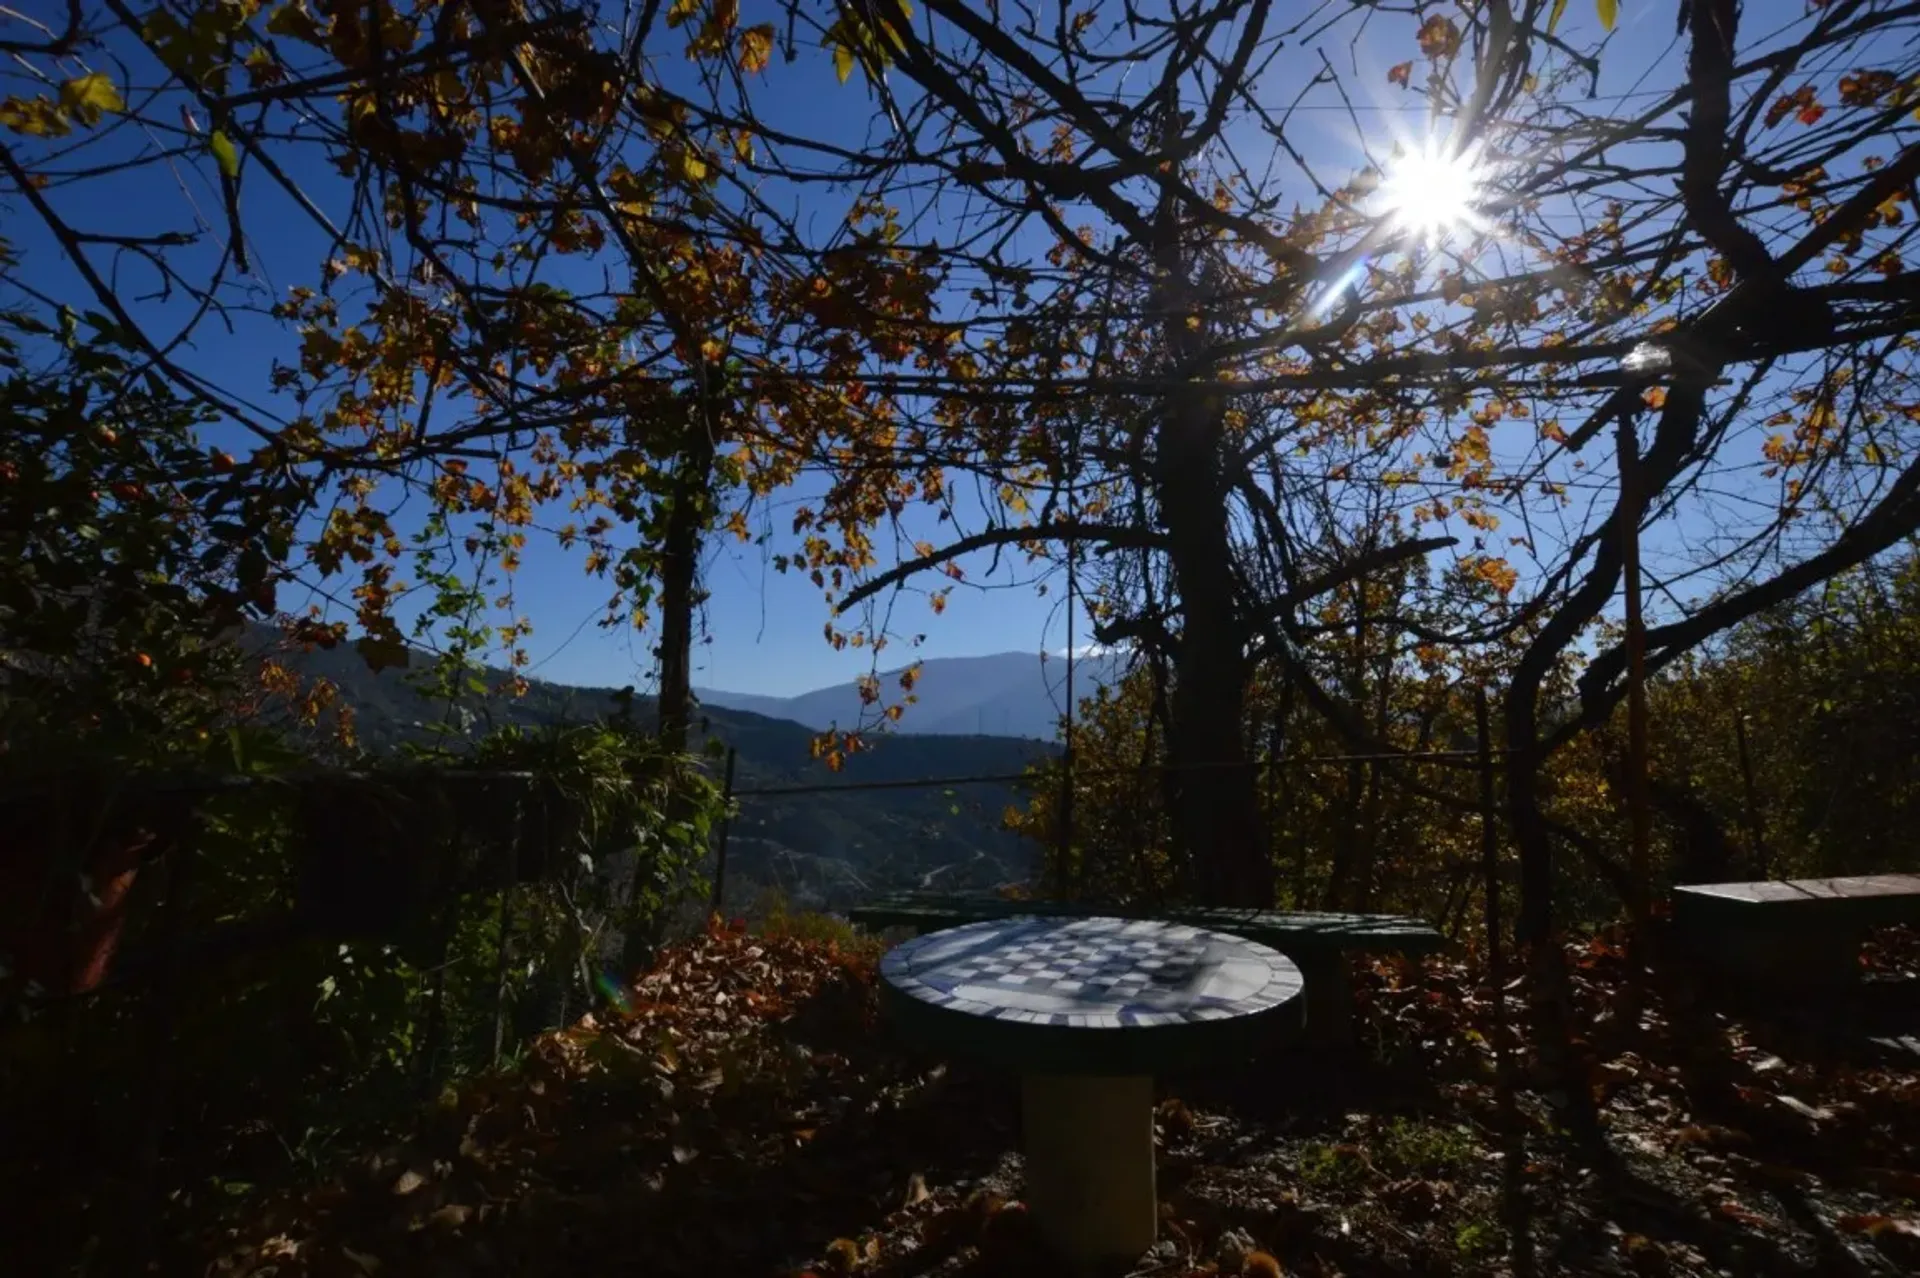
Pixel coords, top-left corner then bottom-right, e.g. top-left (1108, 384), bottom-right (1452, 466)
top-left (7, 1), bottom-right (1920, 930)
top-left (815, 0), bottom-right (1920, 931)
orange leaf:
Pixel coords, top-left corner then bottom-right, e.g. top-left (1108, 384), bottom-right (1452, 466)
top-left (1387, 61), bottom-right (1413, 88)
top-left (738, 24), bottom-right (775, 74)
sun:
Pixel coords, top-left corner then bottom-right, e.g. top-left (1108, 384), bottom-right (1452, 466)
top-left (1375, 137), bottom-right (1488, 249)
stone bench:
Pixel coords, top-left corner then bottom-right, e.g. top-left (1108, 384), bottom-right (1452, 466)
top-left (844, 893), bottom-right (1444, 1048)
top-left (1671, 873), bottom-right (1920, 994)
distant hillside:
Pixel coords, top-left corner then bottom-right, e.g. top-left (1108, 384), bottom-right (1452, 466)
top-left (696, 649), bottom-right (1129, 740)
top-left (258, 629), bottom-right (1057, 911)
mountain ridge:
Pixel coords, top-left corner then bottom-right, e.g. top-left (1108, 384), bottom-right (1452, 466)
top-left (696, 648), bottom-right (1128, 740)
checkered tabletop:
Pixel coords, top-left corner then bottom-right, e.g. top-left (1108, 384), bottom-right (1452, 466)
top-left (881, 915), bottom-right (1301, 1030)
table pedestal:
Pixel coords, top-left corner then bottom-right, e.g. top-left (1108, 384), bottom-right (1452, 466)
top-left (1020, 1072), bottom-right (1157, 1270)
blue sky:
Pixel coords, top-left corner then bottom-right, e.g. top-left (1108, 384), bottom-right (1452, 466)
top-left (3, 2), bottom-right (1752, 698)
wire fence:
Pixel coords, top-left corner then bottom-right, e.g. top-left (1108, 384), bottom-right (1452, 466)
top-left (706, 737), bottom-right (1524, 924)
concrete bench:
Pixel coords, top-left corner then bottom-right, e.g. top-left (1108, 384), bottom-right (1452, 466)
top-left (1671, 873), bottom-right (1920, 993)
top-left (844, 893), bottom-right (1444, 1048)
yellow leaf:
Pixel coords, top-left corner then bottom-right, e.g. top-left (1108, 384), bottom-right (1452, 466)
top-left (59, 73), bottom-right (123, 126)
top-left (671, 147), bottom-right (708, 183)
top-left (0, 95), bottom-right (70, 138)
top-left (1547, 0), bottom-right (1569, 35)
top-left (738, 23), bottom-right (775, 74)
top-left (1596, 0), bottom-right (1618, 33)
top-left (833, 41), bottom-right (855, 84)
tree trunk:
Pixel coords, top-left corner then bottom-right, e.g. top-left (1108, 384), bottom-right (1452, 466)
top-left (1153, 339), bottom-right (1267, 906)
top-left (655, 418), bottom-right (715, 751)
top-left (624, 411), bottom-right (715, 976)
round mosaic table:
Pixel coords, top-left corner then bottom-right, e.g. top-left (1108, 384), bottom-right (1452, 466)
top-left (879, 916), bottom-right (1303, 1270)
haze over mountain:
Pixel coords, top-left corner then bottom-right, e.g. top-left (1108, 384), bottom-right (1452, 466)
top-left (695, 649), bottom-right (1130, 740)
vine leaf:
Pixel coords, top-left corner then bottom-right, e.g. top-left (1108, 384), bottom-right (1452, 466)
top-left (209, 129), bottom-right (241, 178)
top-left (59, 73), bottom-right (123, 126)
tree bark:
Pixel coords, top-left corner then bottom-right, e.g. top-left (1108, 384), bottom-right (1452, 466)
top-left (654, 416), bottom-right (715, 751)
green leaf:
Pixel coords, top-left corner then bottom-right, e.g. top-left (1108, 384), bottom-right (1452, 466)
top-left (209, 129), bottom-right (240, 178)
top-left (833, 41), bottom-right (855, 84)
top-left (1596, 0), bottom-right (1618, 32)
top-left (1547, 0), bottom-right (1569, 35)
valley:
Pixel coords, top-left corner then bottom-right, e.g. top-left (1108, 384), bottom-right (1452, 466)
top-left (267, 632), bottom-right (1063, 912)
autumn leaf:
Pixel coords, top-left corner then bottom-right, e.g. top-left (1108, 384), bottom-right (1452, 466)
top-left (1387, 62), bottom-right (1413, 89)
top-left (1596, 0), bottom-right (1619, 33)
top-left (355, 628), bottom-right (410, 674)
top-left (1766, 86), bottom-right (1821, 129)
top-left (265, 1), bottom-right (327, 45)
top-left (1548, 0), bottom-right (1570, 35)
top-left (833, 41), bottom-right (856, 85)
top-left (739, 24), bottom-right (775, 74)
top-left (669, 146), bottom-right (709, 183)
top-left (1417, 16), bottom-right (1461, 60)
top-left (0, 95), bottom-right (70, 138)
top-left (59, 73), bottom-right (123, 127)
top-left (1838, 71), bottom-right (1896, 107)
top-left (1838, 1214), bottom-right (1920, 1238)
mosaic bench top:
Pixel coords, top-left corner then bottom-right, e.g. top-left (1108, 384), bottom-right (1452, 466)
top-left (878, 915), bottom-right (1304, 1075)
top-left (847, 895), bottom-right (1444, 957)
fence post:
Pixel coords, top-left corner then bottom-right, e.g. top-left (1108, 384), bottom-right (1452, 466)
top-left (417, 927), bottom-right (451, 1101)
top-left (492, 888), bottom-right (514, 1069)
top-left (709, 746), bottom-right (738, 916)
top-left (128, 817), bottom-right (192, 1272)
top-left (1476, 684), bottom-right (1531, 1271)
top-left (1476, 686), bottom-right (1502, 979)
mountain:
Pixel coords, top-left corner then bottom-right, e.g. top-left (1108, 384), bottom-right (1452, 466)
top-left (258, 630), bottom-right (1059, 913)
top-left (696, 649), bottom-right (1130, 741)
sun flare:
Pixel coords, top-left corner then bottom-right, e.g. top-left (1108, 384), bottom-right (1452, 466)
top-left (1376, 139), bottom-right (1487, 248)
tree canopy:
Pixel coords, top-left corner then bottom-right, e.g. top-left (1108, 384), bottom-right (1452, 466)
top-left (4, 0), bottom-right (1919, 920)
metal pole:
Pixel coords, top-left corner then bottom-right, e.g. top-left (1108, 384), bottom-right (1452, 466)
top-left (708, 746), bottom-right (738, 916)
top-left (1476, 686), bottom-right (1502, 980)
top-left (1057, 426), bottom-right (1077, 901)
